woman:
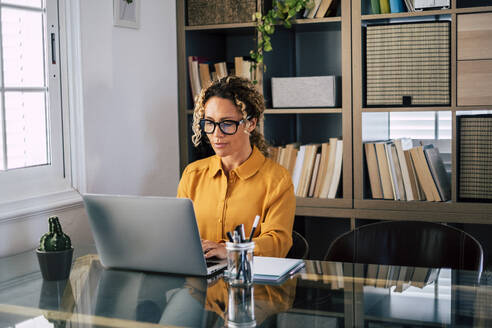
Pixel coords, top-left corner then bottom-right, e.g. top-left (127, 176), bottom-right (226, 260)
top-left (177, 76), bottom-right (295, 259)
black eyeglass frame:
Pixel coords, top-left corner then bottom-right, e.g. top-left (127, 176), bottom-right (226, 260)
top-left (199, 116), bottom-right (252, 135)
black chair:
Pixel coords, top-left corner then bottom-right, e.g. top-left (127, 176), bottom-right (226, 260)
top-left (324, 221), bottom-right (483, 272)
top-left (286, 230), bottom-right (309, 259)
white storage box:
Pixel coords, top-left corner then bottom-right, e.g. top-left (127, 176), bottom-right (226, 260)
top-left (271, 76), bottom-right (340, 108)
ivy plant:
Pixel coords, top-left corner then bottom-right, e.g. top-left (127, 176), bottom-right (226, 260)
top-left (250, 0), bottom-right (310, 74)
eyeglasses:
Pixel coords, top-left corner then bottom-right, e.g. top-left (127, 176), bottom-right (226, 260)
top-left (199, 116), bottom-right (251, 135)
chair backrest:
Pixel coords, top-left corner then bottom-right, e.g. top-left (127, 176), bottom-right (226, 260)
top-left (324, 221), bottom-right (483, 272)
top-left (286, 230), bottom-right (309, 259)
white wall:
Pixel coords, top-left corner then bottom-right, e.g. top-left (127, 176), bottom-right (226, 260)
top-left (0, 0), bottom-right (179, 257)
top-left (0, 205), bottom-right (92, 258)
top-left (80, 0), bottom-right (180, 196)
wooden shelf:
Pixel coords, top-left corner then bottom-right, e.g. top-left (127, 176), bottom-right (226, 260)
top-left (296, 197), bottom-right (352, 209)
top-left (265, 108), bottom-right (342, 114)
top-left (362, 107), bottom-right (452, 112)
top-left (292, 16), bottom-right (342, 24)
top-left (361, 8), bottom-right (453, 20)
top-left (185, 22), bottom-right (256, 31)
top-left (361, 5), bottom-right (492, 21)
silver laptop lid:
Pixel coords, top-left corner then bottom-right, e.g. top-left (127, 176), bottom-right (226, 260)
top-left (82, 194), bottom-right (222, 276)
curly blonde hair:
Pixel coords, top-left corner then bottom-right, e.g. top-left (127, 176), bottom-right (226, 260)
top-left (191, 76), bottom-right (270, 157)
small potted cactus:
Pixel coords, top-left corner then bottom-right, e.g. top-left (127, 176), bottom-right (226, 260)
top-left (36, 216), bottom-right (74, 281)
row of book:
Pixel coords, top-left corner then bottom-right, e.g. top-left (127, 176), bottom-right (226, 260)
top-left (302, 261), bottom-right (439, 291)
top-left (302, 0), bottom-right (337, 19)
top-left (370, 0), bottom-right (416, 14)
top-left (365, 139), bottom-right (451, 201)
top-left (363, 264), bottom-right (439, 291)
top-left (187, 56), bottom-right (261, 104)
top-left (270, 138), bottom-right (343, 199)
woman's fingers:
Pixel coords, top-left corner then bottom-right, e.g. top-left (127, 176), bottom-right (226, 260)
top-left (201, 240), bottom-right (227, 259)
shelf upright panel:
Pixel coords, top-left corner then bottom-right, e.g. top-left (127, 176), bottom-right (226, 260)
top-left (177, 0), bottom-right (188, 173)
top-left (341, 0), bottom-right (353, 208)
top-left (352, 0), bottom-right (364, 204)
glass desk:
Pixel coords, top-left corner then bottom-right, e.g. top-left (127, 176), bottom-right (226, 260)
top-left (0, 246), bottom-right (490, 327)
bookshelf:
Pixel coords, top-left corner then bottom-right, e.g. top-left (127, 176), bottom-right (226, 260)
top-left (177, 0), bottom-right (492, 267)
top-left (352, 0), bottom-right (492, 220)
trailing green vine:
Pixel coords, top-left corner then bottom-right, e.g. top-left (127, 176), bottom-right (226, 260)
top-left (250, 0), bottom-right (310, 75)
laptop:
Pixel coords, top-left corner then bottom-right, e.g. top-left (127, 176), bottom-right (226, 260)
top-left (82, 193), bottom-right (227, 276)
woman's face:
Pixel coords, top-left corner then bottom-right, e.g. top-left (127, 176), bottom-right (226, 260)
top-left (203, 96), bottom-right (255, 159)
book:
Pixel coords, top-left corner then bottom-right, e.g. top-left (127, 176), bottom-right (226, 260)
top-left (314, 142), bottom-right (330, 198)
top-left (214, 62), bottom-right (228, 80)
top-left (370, 0), bottom-right (381, 14)
top-left (327, 139), bottom-right (343, 199)
top-left (409, 146), bottom-right (441, 202)
top-left (403, 0), bottom-right (414, 11)
top-left (308, 152), bottom-right (322, 197)
top-left (315, 0), bottom-right (335, 18)
top-left (253, 256), bottom-right (305, 282)
top-left (286, 144), bottom-right (299, 177)
top-left (390, 143), bottom-right (406, 200)
top-left (389, 0), bottom-right (405, 13)
top-left (375, 142), bottom-right (394, 200)
top-left (292, 145), bottom-right (307, 194)
top-left (394, 266), bottom-right (411, 292)
top-left (365, 142), bottom-right (383, 199)
top-left (298, 144), bottom-right (319, 197)
top-left (376, 264), bottom-right (390, 288)
top-left (199, 63), bottom-right (212, 89)
top-left (187, 56), bottom-right (201, 104)
top-left (394, 139), bottom-right (414, 201)
top-left (319, 138), bottom-right (339, 198)
top-left (379, 0), bottom-right (391, 13)
top-left (307, 0), bottom-right (322, 18)
top-left (404, 149), bottom-right (423, 201)
top-left (423, 145), bottom-right (451, 201)
top-left (385, 142), bottom-right (400, 200)
top-left (365, 264), bottom-right (379, 287)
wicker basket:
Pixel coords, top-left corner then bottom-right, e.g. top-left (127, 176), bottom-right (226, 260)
top-left (187, 0), bottom-right (258, 26)
top-left (365, 21), bottom-right (450, 106)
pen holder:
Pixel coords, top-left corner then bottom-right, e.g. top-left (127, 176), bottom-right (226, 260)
top-left (225, 241), bottom-right (254, 285)
top-left (226, 284), bottom-right (256, 328)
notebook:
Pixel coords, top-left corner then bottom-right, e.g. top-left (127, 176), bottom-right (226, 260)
top-left (82, 193), bottom-right (226, 277)
top-left (253, 256), bottom-right (305, 283)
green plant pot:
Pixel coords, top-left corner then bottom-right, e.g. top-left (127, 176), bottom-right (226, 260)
top-left (36, 248), bottom-right (74, 281)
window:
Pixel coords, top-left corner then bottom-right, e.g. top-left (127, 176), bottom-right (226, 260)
top-left (389, 112), bottom-right (452, 140)
top-left (0, 0), bottom-right (71, 204)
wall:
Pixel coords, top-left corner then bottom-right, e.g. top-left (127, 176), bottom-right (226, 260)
top-left (0, 0), bottom-right (179, 257)
top-left (81, 0), bottom-right (180, 196)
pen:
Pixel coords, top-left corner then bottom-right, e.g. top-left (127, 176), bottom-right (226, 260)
top-left (234, 224), bottom-right (245, 243)
top-left (226, 231), bottom-right (234, 242)
top-left (247, 215), bottom-right (260, 242)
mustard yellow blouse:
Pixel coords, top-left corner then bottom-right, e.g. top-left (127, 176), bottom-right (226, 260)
top-left (177, 146), bottom-right (296, 257)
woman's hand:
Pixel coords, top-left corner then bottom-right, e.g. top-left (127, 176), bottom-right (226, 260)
top-left (201, 239), bottom-right (227, 259)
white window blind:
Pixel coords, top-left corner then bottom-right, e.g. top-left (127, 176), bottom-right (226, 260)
top-left (0, 0), bottom-right (70, 204)
top-left (1, 1), bottom-right (48, 170)
top-left (389, 111), bottom-right (452, 140)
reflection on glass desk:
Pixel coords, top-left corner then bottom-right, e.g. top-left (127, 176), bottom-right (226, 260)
top-left (0, 245), bottom-right (491, 328)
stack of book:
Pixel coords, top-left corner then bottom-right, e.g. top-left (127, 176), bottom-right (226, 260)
top-left (270, 138), bottom-right (343, 199)
top-left (188, 56), bottom-right (261, 105)
top-left (302, 0), bottom-right (338, 18)
top-left (364, 264), bottom-right (439, 291)
top-left (370, 0), bottom-right (414, 14)
top-left (301, 261), bottom-right (439, 291)
top-left (364, 139), bottom-right (451, 201)
top-left (301, 260), bottom-right (345, 289)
